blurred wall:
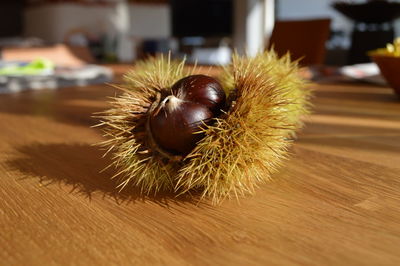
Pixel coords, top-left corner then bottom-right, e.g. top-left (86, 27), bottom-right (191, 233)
top-left (24, 3), bottom-right (170, 43)
top-left (277, 0), bottom-right (351, 34)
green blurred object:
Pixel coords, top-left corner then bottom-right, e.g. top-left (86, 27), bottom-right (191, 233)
top-left (0, 58), bottom-right (54, 76)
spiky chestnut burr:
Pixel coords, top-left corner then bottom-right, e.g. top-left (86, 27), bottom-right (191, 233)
top-left (148, 75), bottom-right (226, 156)
top-left (96, 52), bottom-right (311, 204)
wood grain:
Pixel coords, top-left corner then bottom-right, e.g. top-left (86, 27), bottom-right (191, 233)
top-left (1, 69), bottom-right (400, 265)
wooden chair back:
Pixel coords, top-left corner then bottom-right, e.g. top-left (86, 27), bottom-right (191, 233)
top-left (268, 18), bottom-right (331, 65)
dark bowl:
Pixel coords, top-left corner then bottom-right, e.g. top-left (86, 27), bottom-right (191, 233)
top-left (332, 1), bottom-right (400, 23)
top-left (371, 54), bottom-right (400, 97)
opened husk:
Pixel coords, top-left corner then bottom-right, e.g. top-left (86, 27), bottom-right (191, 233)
top-left (96, 51), bottom-right (311, 204)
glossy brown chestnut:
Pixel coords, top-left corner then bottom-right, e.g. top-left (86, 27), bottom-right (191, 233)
top-left (149, 75), bottom-right (226, 156)
top-left (171, 75), bottom-right (226, 116)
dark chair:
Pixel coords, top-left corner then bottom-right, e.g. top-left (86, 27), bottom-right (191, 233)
top-left (268, 18), bottom-right (331, 65)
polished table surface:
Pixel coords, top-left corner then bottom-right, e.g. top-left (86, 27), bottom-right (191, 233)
top-left (1, 67), bottom-right (400, 265)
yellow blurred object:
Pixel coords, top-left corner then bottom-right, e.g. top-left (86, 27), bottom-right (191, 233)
top-left (369, 38), bottom-right (400, 57)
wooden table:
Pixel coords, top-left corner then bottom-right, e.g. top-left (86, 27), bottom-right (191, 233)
top-left (1, 70), bottom-right (400, 265)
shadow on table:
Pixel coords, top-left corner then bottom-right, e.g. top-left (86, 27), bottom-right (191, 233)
top-left (298, 133), bottom-right (400, 154)
top-left (0, 85), bottom-right (115, 128)
top-left (313, 86), bottom-right (399, 103)
top-left (6, 143), bottom-right (200, 207)
top-left (303, 120), bottom-right (400, 137)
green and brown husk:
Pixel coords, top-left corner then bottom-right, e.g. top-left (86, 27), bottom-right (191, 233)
top-left (96, 51), bottom-right (311, 204)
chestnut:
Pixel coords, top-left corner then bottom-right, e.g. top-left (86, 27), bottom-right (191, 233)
top-left (149, 75), bottom-right (226, 156)
top-left (171, 75), bottom-right (226, 116)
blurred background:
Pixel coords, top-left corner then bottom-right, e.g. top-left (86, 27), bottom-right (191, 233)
top-left (1, 0), bottom-right (400, 92)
